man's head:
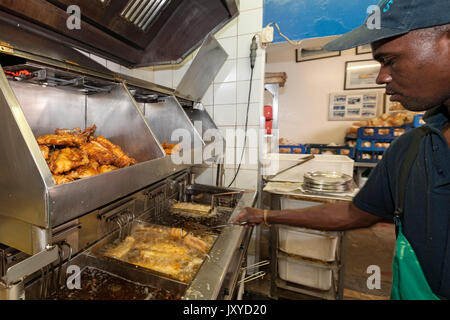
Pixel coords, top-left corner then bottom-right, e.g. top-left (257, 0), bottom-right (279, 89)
top-left (371, 25), bottom-right (450, 111)
top-left (324, 0), bottom-right (450, 111)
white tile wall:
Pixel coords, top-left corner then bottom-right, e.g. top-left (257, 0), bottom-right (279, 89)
top-left (214, 104), bottom-right (237, 126)
top-left (83, 2), bottom-right (265, 189)
top-left (214, 82), bottom-right (237, 105)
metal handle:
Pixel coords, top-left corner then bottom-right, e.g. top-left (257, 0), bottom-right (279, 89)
top-left (241, 260), bottom-right (270, 271)
top-left (238, 271), bottom-right (265, 284)
top-left (273, 155), bottom-right (315, 177)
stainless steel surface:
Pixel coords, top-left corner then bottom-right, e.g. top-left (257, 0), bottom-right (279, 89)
top-left (121, 0), bottom-right (171, 32)
top-left (0, 0), bottom-right (239, 67)
top-left (143, 96), bottom-right (205, 153)
top-left (0, 68), bottom-right (49, 229)
top-left (183, 106), bottom-right (225, 160)
top-left (304, 171), bottom-right (353, 185)
top-left (302, 171), bottom-right (353, 193)
top-left (183, 191), bottom-right (257, 300)
top-left (0, 281), bottom-right (25, 300)
top-left (176, 34), bottom-right (228, 102)
top-left (0, 13), bottom-right (114, 77)
top-left (1, 246), bottom-right (58, 285)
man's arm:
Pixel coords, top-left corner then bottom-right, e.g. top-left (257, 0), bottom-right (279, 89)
top-left (234, 202), bottom-right (385, 231)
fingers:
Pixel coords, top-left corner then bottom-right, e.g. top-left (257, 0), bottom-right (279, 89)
top-left (234, 207), bottom-right (249, 224)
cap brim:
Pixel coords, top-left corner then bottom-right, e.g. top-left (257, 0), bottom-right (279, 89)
top-left (323, 25), bottom-right (408, 51)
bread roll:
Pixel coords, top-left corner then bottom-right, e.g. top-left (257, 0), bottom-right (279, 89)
top-left (378, 129), bottom-right (390, 135)
top-left (364, 128), bottom-right (375, 136)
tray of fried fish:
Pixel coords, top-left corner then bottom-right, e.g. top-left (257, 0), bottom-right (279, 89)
top-left (36, 125), bottom-right (137, 185)
top-left (100, 223), bottom-right (217, 284)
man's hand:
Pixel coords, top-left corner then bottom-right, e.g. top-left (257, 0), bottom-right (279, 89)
top-left (234, 207), bottom-right (264, 227)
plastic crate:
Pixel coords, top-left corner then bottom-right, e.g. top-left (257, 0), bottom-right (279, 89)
top-left (355, 150), bottom-right (384, 163)
top-left (306, 144), bottom-right (355, 158)
top-left (357, 126), bottom-right (410, 140)
top-left (356, 139), bottom-right (392, 151)
top-left (413, 114), bottom-right (425, 127)
top-left (279, 144), bottom-right (306, 154)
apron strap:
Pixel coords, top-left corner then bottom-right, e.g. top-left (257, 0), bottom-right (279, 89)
top-left (394, 126), bottom-right (433, 237)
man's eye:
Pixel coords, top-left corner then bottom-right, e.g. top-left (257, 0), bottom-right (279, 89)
top-left (382, 58), bottom-right (395, 66)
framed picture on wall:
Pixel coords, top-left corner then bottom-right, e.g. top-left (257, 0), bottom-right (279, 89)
top-left (328, 91), bottom-right (384, 121)
top-left (344, 59), bottom-right (385, 90)
top-left (356, 44), bottom-right (372, 55)
top-left (296, 48), bottom-right (341, 62)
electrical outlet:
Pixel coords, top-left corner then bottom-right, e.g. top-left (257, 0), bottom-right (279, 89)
top-left (261, 25), bottom-right (274, 44)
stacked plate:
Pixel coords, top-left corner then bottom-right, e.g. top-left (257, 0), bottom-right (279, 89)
top-left (303, 171), bottom-right (353, 193)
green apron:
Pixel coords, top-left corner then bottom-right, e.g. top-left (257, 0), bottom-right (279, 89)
top-left (390, 126), bottom-right (439, 300)
top-left (390, 221), bottom-right (440, 300)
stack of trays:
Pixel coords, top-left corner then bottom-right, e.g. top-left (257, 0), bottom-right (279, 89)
top-left (303, 171), bottom-right (353, 193)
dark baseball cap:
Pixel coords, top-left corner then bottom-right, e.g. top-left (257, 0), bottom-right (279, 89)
top-left (324, 0), bottom-right (450, 51)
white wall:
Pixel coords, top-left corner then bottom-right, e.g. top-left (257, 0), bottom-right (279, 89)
top-left (266, 43), bottom-right (384, 145)
top-left (85, 0), bottom-right (265, 189)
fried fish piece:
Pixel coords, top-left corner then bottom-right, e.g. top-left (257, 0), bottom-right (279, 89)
top-left (93, 136), bottom-right (137, 168)
top-left (39, 145), bottom-right (50, 160)
top-left (37, 133), bottom-right (87, 147)
top-left (161, 142), bottom-right (182, 155)
top-left (79, 140), bottom-right (116, 166)
top-left (48, 147), bottom-right (89, 174)
top-left (37, 125), bottom-right (97, 147)
top-left (104, 236), bottom-right (135, 259)
top-left (52, 174), bottom-right (74, 185)
top-left (65, 159), bottom-right (99, 180)
top-left (98, 164), bottom-right (118, 174)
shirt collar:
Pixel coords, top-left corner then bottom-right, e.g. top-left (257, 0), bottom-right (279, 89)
top-left (423, 105), bottom-right (449, 131)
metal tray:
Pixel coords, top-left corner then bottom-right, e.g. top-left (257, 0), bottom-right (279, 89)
top-left (304, 171), bottom-right (353, 186)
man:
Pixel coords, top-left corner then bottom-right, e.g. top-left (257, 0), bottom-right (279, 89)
top-left (235, 0), bottom-right (450, 299)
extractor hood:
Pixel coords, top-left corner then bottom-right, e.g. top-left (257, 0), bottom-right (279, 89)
top-left (0, 0), bottom-right (239, 68)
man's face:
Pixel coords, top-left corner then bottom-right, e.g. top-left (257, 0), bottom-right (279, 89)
top-left (371, 30), bottom-right (450, 111)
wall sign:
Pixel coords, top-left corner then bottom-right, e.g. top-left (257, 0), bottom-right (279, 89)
top-left (329, 91), bottom-right (384, 121)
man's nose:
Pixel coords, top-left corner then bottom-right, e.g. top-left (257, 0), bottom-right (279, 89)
top-left (376, 66), bottom-right (392, 85)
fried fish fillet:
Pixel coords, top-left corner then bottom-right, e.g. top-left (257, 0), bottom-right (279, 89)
top-left (39, 145), bottom-right (50, 160)
top-left (94, 136), bottom-right (137, 168)
top-left (65, 159), bottom-right (100, 180)
top-left (104, 236), bottom-right (135, 259)
top-left (137, 226), bottom-right (210, 254)
top-left (37, 125), bottom-right (96, 147)
top-left (170, 202), bottom-right (212, 216)
top-left (79, 140), bottom-right (115, 166)
top-left (98, 164), bottom-right (118, 174)
top-left (48, 147), bottom-right (89, 175)
top-left (52, 174), bottom-right (74, 185)
top-left (161, 142), bottom-right (182, 155)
